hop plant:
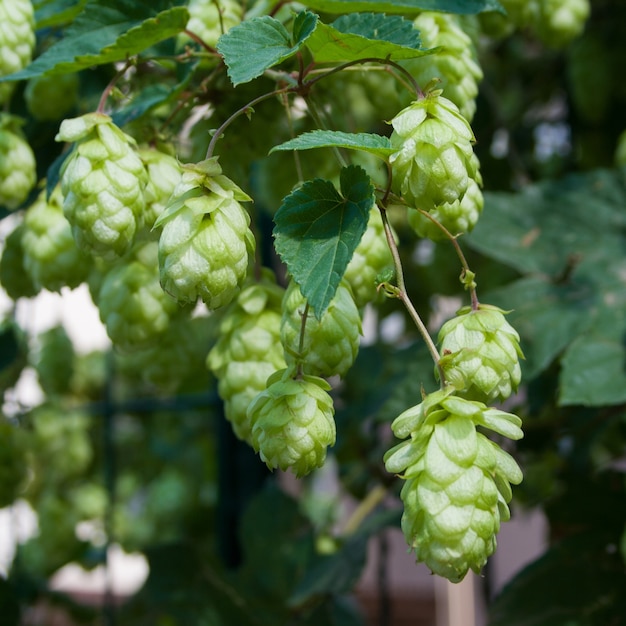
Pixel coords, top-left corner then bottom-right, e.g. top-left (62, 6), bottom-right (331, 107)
top-left (24, 73), bottom-right (79, 121)
top-left (343, 207), bottom-right (395, 308)
top-left (156, 157), bottom-right (255, 309)
top-left (401, 12), bottom-right (483, 121)
top-left (207, 273), bottom-right (287, 443)
top-left (438, 304), bottom-right (523, 404)
top-left (281, 279), bottom-right (362, 378)
top-left (384, 387), bottom-right (523, 582)
top-left (181, 0), bottom-right (243, 50)
top-left (0, 0), bottom-right (35, 105)
top-left (247, 368), bottom-right (336, 477)
top-left (96, 241), bottom-right (183, 352)
top-left (21, 186), bottom-right (92, 292)
top-left (139, 147), bottom-right (182, 230)
top-left (56, 113), bottom-right (149, 259)
top-left (389, 93), bottom-right (478, 213)
top-left (0, 115), bottom-right (37, 210)
top-left (0, 222), bottom-right (38, 299)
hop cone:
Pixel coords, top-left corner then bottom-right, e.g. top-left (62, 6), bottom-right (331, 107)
top-left (157, 157), bottom-right (255, 309)
top-left (22, 186), bottom-right (91, 292)
top-left (389, 93), bottom-right (478, 213)
top-left (56, 113), bottom-right (149, 259)
top-left (0, 115), bottom-right (36, 210)
top-left (24, 73), bottom-right (79, 122)
top-left (407, 168), bottom-right (483, 241)
top-left (0, 0), bottom-right (35, 105)
top-left (96, 242), bottom-right (182, 352)
top-left (248, 368), bottom-right (336, 477)
top-left (536, 0), bottom-right (590, 48)
top-left (384, 388), bottom-right (523, 582)
top-left (402, 12), bottom-right (483, 121)
top-left (438, 304), bottom-right (523, 404)
top-left (33, 325), bottom-right (75, 397)
top-left (0, 222), bottom-right (38, 299)
top-left (281, 279), bottom-right (362, 378)
top-left (139, 147), bottom-right (182, 230)
top-left (181, 0), bottom-right (243, 49)
top-left (343, 207), bottom-right (395, 308)
top-left (207, 273), bottom-right (286, 443)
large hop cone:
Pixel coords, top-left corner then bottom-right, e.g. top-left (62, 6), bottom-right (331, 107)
top-left (247, 368), bottom-right (336, 477)
top-left (156, 157), bottom-right (255, 309)
top-left (389, 93), bottom-right (478, 213)
top-left (0, 115), bottom-right (36, 210)
top-left (22, 186), bottom-right (91, 292)
top-left (343, 207), bottom-right (395, 309)
top-left (281, 279), bottom-right (362, 378)
top-left (55, 113), bottom-right (149, 259)
top-left (96, 242), bottom-right (183, 352)
top-left (402, 12), bottom-right (483, 121)
top-left (207, 272), bottom-right (287, 443)
top-left (438, 304), bottom-right (523, 404)
top-left (384, 388), bottom-right (523, 582)
top-left (0, 0), bottom-right (35, 105)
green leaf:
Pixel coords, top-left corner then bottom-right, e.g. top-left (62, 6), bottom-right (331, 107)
top-left (271, 130), bottom-right (394, 158)
top-left (111, 84), bottom-right (178, 128)
top-left (273, 165), bottom-right (374, 319)
top-left (299, 0), bottom-right (503, 15)
top-left (217, 11), bottom-right (318, 86)
top-left (34, 0), bottom-right (88, 29)
top-left (1, 1), bottom-right (189, 81)
top-left (305, 13), bottom-right (435, 63)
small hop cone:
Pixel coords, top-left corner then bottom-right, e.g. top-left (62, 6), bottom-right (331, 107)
top-left (156, 157), bottom-right (255, 308)
top-left (281, 280), bottom-right (362, 378)
top-left (384, 388), bottom-right (523, 582)
top-left (181, 0), bottom-right (243, 49)
top-left (56, 113), bottom-right (149, 259)
top-left (343, 207), bottom-right (395, 308)
top-left (0, 0), bottom-right (35, 105)
top-left (0, 115), bottom-right (36, 210)
top-left (207, 272), bottom-right (287, 443)
top-left (408, 168), bottom-right (483, 241)
top-left (34, 325), bottom-right (75, 397)
top-left (96, 242), bottom-right (183, 352)
top-left (22, 187), bottom-right (92, 292)
top-left (438, 304), bottom-right (523, 404)
top-left (402, 12), bottom-right (483, 121)
top-left (0, 222), bottom-right (38, 299)
top-left (536, 0), bottom-right (590, 48)
top-left (24, 73), bottom-right (79, 122)
top-left (139, 147), bottom-right (182, 230)
top-left (248, 368), bottom-right (336, 477)
top-left (389, 93), bottom-right (478, 213)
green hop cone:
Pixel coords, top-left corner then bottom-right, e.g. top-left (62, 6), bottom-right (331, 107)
top-left (384, 388), bottom-right (523, 582)
top-left (0, 221), bottom-right (38, 299)
top-left (247, 368), bottom-right (336, 477)
top-left (21, 186), bottom-right (92, 292)
top-left (281, 279), bottom-right (362, 379)
top-left (0, 115), bottom-right (37, 210)
top-left (389, 93), bottom-right (478, 213)
top-left (535, 0), bottom-right (590, 48)
top-left (33, 325), bottom-right (75, 397)
top-left (156, 157), bottom-right (255, 308)
top-left (207, 272), bottom-right (286, 443)
top-left (180, 0), bottom-right (243, 50)
top-left (407, 168), bottom-right (483, 241)
top-left (401, 12), bottom-right (483, 121)
top-left (438, 304), bottom-right (523, 404)
top-left (96, 241), bottom-right (183, 352)
top-left (56, 113), bottom-right (149, 259)
top-left (24, 73), bottom-right (79, 122)
top-left (343, 207), bottom-right (395, 309)
top-left (0, 0), bottom-right (35, 105)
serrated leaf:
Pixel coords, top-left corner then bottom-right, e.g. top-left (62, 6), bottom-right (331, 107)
top-left (306, 13), bottom-right (434, 63)
top-left (34, 0), bottom-right (88, 29)
top-left (300, 0), bottom-right (503, 15)
top-left (217, 11), bottom-right (318, 86)
top-left (1, 2), bottom-right (189, 82)
top-left (273, 165), bottom-right (374, 319)
top-left (271, 130), bottom-right (394, 158)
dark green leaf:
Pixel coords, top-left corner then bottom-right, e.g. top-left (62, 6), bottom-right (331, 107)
top-left (305, 13), bottom-right (434, 63)
top-left (271, 130), bottom-right (394, 158)
top-left (273, 165), bottom-right (374, 319)
top-left (34, 0), bottom-right (88, 29)
top-left (217, 12), bottom-right (318, 86)
top-left (111, 84), bottom-right (177, 127)
top-left (299, 0), bottom-right (503, 15)
top-left (1, 2), bottom-right (189, 81)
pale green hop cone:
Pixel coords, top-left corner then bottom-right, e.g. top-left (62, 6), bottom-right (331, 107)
top-left (156, 157), bottom-right (255, 309)
top-left (56, 113), bottom-right (149, 259)
top-left (248, 368), bottom-right (336, 477)
top-left (438, 304), bottom-right (523, 404)
top-left (0, 115), bottom-right (36, 210)
top-left (384, 387), bottom-right (523, 582)
top-left (180, 0), bottom-right (243, 50)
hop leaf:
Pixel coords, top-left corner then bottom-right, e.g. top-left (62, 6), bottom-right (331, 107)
top-left (248, 368), bottom-right (336, 477)
top-left (437, 304), bottom-right (523, 404)
top-left (384, 387), bottom-right (523, 582)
